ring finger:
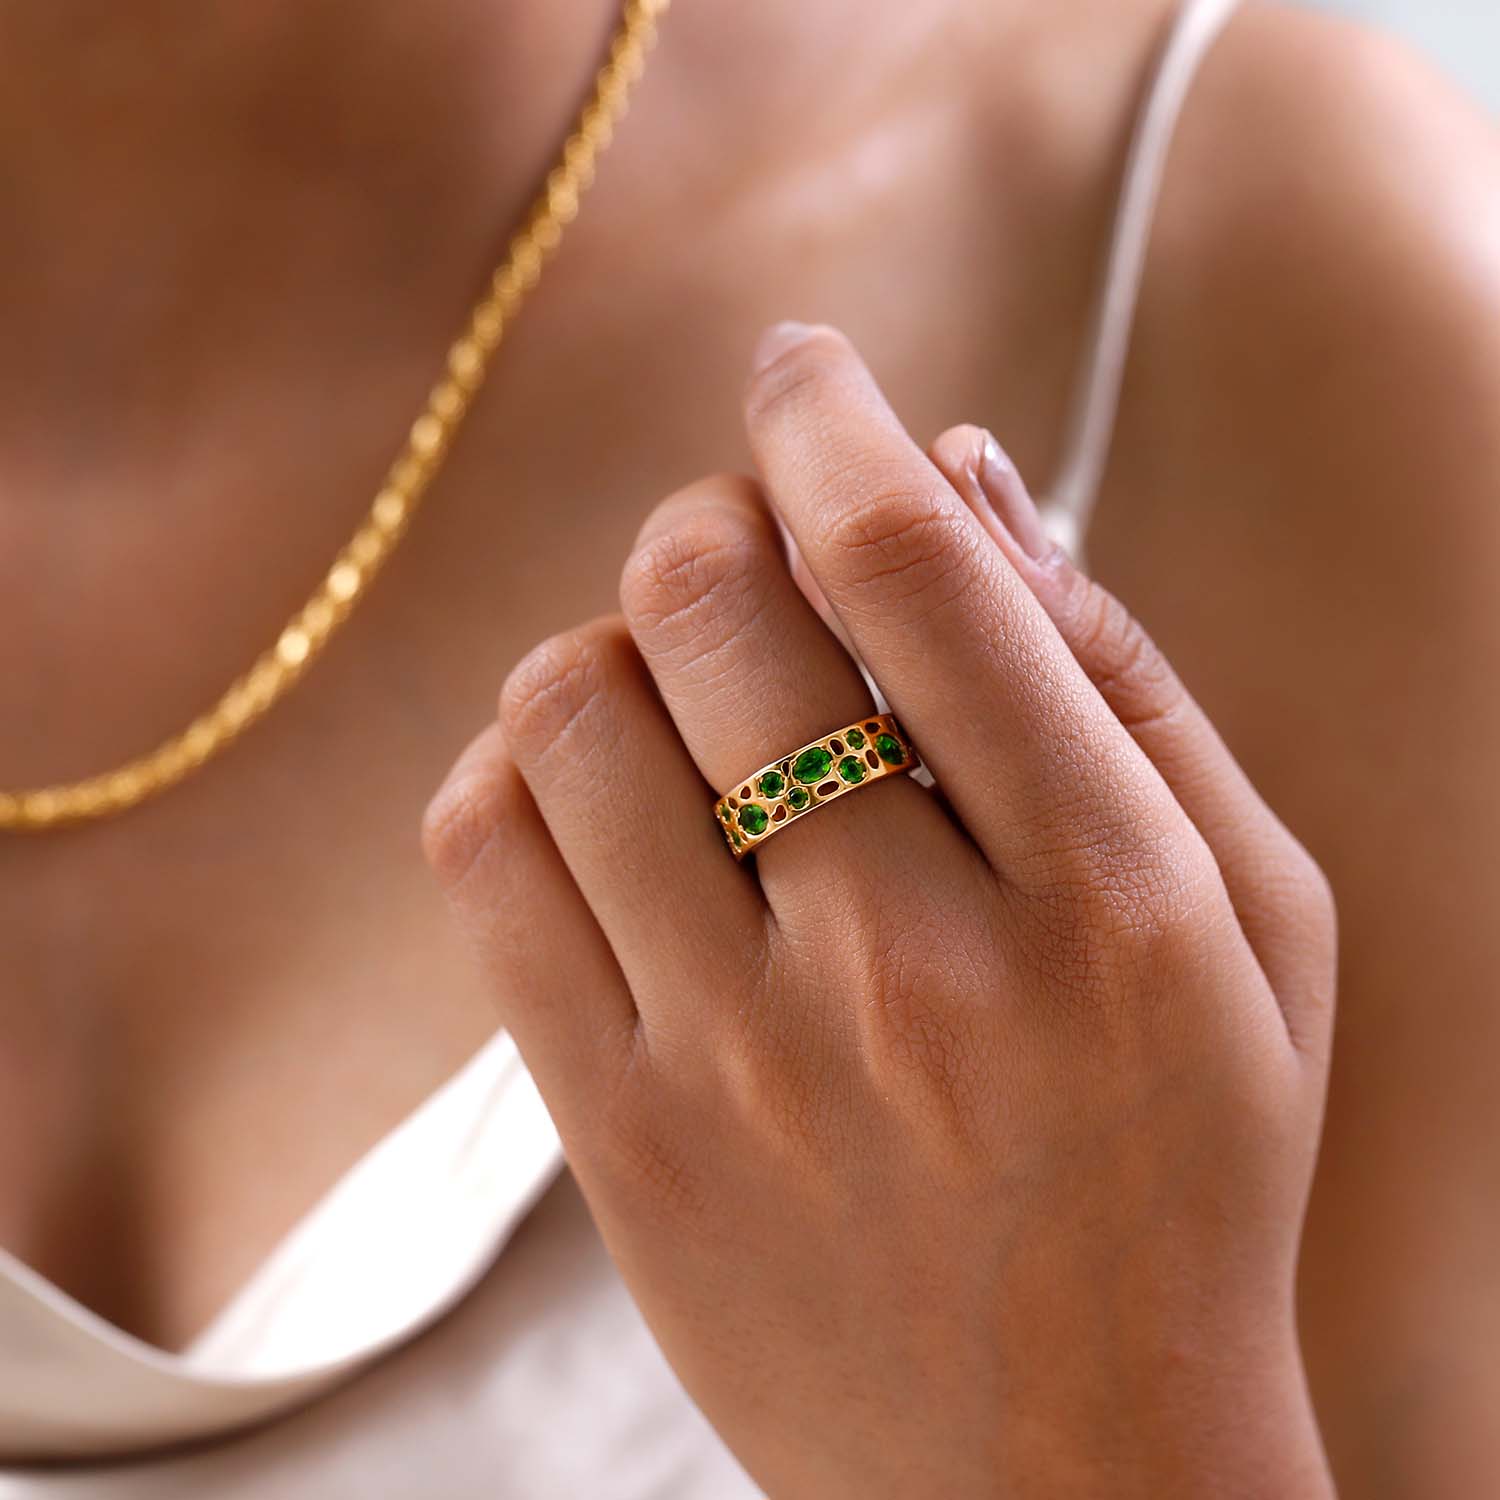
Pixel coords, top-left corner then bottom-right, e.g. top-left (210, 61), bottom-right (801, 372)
top-left (619, 473), bottom-right (980, 922)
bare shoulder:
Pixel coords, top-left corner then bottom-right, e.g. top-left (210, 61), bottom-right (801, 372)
top-left (1173, 0), bottom-right (1500, 348)
top-left (1101, 0), bottom-right (1500, 761)
top-left (1131, 0), bottom-right (1500, 528)
top-left (1100, 13), bottom-right (1500, 1488)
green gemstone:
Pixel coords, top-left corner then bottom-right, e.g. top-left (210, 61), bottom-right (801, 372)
top-left (874, 732), bottom-right (905, 766)
top-left (730, 829), bottom-right (742, 848)
top-left (845, 728), bottom-right (866, 749)
top-left (837, 755), bottom-right (866, 785)
top-left (758, 770), bottom-right (785, 798)
top-left (792, 747), bottom-right (833, 785)
top-left (737, 804), bottom-right (770, 836)
top-left (787, 787), bottom-right (811, 811)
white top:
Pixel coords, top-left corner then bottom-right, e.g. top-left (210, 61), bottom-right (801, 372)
top-left (0, 2), bottom-right (1239, 1491)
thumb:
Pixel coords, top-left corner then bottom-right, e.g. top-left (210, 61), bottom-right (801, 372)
top-left (930, 425), bottom-right (1337, 1065)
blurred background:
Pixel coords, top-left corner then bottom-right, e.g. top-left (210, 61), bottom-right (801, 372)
top-left (1301, 0), bottom-right (1500, 111)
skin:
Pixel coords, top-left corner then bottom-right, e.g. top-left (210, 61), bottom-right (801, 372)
top-left (426, 322), bottom-right (1341, 1494)
top-left (0, 0), bottom-right (1497, 1490)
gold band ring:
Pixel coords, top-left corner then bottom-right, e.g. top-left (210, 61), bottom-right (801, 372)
top-left (713, 712), bottom-right (920, 859)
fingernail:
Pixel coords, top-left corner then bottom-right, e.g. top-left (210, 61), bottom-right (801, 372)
top-left (976, 434), bottom-right (1053, 562)
top-left (752, 320), bottom-right (813, 373)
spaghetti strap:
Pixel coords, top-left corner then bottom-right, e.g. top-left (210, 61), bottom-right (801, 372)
top-left (1040, 0), bottom-right (1243, 561)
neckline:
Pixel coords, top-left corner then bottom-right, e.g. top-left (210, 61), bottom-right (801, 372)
top-left (0, 1029), bottom-right (564, 1459)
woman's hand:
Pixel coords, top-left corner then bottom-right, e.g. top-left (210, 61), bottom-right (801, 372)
top-left (423, 324), bottom-right (1338, 1497)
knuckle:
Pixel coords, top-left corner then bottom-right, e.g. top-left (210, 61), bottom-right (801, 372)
top-left (744, 325), bottom-right (852, 423)
top-left (1262, 836), bottom-right (1340, 953)
top-left (713, 1024), bottom-right (847, 1176)
top-left (862, 930), bottom-right (995, 1117)
top-left (1279, 845), bottom-right (1340, 1046)
top-left (1291, 845), bottom-right (1338, 938)
top-left (800, 884), bottom-right (998, 1136)
top-left (620, 504), bottom-right (767, 655)
top-left (498, 622), bottom-right (623, 763)
top-left (822, 481), bottom-right (976, 615)
top-left (1020, 828), bottom-right (1229, 994)
top-left (589, 1088), bottom-right (709, 1227)
top-left (1109, 852), bottom-right (1228, 973)
top-left (1067, 580), bottom-right (1185, 732)
top-left (420, 746), bottom-right (524, 893)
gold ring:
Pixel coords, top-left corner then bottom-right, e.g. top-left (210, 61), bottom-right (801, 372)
top-left (713, 712), bottom-right (920, 859)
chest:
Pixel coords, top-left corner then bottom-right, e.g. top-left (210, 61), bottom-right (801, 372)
top-left (0, 94), bottom-right (1106, 1344)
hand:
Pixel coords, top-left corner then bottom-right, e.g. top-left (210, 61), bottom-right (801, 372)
top-left (423, 324), bottom-right (1338, 1497)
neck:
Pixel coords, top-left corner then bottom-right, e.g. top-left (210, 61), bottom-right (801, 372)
top-left (0, 0), bottom-right (622, 442)
top-left (0, 0), bottom-right (624, 191)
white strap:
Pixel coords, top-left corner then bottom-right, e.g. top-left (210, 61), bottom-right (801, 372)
top-left (1041, 0), bottom-right (1242, 560)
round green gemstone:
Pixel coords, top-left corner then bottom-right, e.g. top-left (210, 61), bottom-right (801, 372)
top-left (758, 770), bottom-right (785, 798)
top-left (874, 732), bottom-right (905, 766)
top-left (737, 803), bottom-right (770, 836)
top-left (787, 787), bottom-right (811, 811)
top-left (845, 728), bottom-right (866, 749)
top-left (837, 755), bottom-right (866, 785)
top-left (792, 746), bottom-right (833, 785)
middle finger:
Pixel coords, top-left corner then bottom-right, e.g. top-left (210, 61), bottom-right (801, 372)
top-left (742, 322), bottom-right (1188, 884)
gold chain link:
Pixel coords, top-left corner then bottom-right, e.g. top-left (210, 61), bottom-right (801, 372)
top-left (1, 0), bottom-right (668, 833)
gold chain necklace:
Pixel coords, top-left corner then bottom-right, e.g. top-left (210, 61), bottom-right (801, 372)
top-left (2, 0), bottom-right (667, 833)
